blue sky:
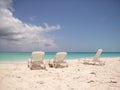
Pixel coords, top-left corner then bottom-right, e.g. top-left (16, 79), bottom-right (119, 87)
top-left (0, 0), bottom-right (120, 52)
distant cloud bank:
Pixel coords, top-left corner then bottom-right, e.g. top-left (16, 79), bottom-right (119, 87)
top-left (0, 0), bottom-right (60, 51)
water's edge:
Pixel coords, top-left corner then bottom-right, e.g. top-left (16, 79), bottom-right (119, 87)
top-left (0, 52), bottom-right (120, 62)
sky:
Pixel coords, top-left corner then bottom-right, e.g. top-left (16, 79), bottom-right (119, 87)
top-left (0, 0), bottom-right (120, 52)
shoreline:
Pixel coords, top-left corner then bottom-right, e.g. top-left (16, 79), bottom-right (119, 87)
top-left (0, 57), bottom-right (120, 64)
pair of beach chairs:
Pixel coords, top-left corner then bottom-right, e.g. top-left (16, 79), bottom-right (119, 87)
top-left (28, 52), bottom-right (68, 69)
top-left (28, 49), bottom-right (105, 70)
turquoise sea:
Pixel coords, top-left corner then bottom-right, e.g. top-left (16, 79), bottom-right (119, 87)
top-left (0, 52), bottom-right (120, 62)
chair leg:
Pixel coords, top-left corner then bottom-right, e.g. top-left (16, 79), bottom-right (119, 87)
top-left (30, 67), bottom-right (33, 70)
top-left (29, 63), bottom-right (33, 70)
top-left (54, 64), bottom-right (57, 68)
top-left (44, 65), bottom-right (46, 69)
top-left (28, 60), bottom-right (29, 67)
top-left (66, 63), bottom-right (68, 67)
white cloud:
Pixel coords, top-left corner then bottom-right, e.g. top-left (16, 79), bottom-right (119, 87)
top-left (0, 0), bottom-right (13, 10)
top-left (0, 0), bottom-right (60, 52)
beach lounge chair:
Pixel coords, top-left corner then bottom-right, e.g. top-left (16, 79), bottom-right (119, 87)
top-left (28, 51), bottom-right (46, 69)
top-left (49, 52), bottom-right (68, 68)
top-left (83, 49), bottom-right (105, 65)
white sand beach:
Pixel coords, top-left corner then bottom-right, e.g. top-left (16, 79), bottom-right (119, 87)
top-left (0, 58), bottom-right (120, 90)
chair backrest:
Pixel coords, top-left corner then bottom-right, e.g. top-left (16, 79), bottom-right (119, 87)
top-left (32, 51), bottom-right (45, 61)
top-left (93, 49), bottom-right (103, 61)
top-left (54, 52), bottom-right (67, 62)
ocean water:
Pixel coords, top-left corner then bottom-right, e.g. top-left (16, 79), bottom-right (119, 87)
top-left (0, 52), bottom-right (120, 62)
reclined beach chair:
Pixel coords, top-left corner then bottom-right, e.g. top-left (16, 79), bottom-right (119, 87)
top-left (83, 49), bottom-right (105, 65)
top-left (49, 52), bottom-right (68, 68)
top-left (28, 51), bottom-right (46, 69)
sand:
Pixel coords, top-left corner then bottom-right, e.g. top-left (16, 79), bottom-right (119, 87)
top-left (0, 58), bottom-right (120, 90)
